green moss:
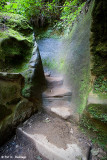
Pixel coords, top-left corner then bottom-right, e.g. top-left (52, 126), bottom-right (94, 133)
top-left (87, 104), bottom-right (107, 122)
top-left (7, 29), bottom-right (31, 42)
top-left (59, 1), bottom-right (95, 114)
top-left (0, 84), bottom-right (19, 104)
top-left (42, 58), bottom-right (57, 70)
top-left (80, 114), bottom-right (107, 149)
top-left (90, 0), bottom-right (107, 79)
top-left (96, 43), bottom-right (107, 56)
top-left (34, 27), bottom-right (62, 40)
top-left (0, 104), bottom-right (12, 121)
top-left (91, 54), bottom-right (107, 77)
top-left (0, 12), bottom-right (32, 35)
top-left (0, 12), bottom-right (33, 72)
top-left (93, 76), bottom-right (107, 95)
top-left (58, 58), bottom-right (65, 72)
top-left (21, 69), bottom-right (33, 98)
top-left (80, 103), bottom-right (107, 149)
top-left (12, 62), bottom-right (29, 73)
top-left (83, 0), bottom-right (107, 148)
top-left (0, 28), bottom-right (33, 44)
top-left (22, 84), bottom-right (32, 98)
top-left (0, 32), bottom-right (8, 39)
top-left (42, 56), bottom-right (66, 73)
top-left (0, 36), bottom-right (33, 67)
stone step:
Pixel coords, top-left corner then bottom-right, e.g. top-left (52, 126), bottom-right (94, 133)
top-left (16, 113), bottom-right (89, 160)
top-left (42, 98), bottom-right (79, 123)
top-left (42, 87), bottom-right (72, 98)
top-left (42, 99), bottom-right (72, 120)
top-left (45, 76), bottom-right (63, 88)
top-left (43, 97), bottom-right (72, 107)
top-left (42, 98), bottom-right (79, 122)
top-left (43, 105), bottom-right (72, 120)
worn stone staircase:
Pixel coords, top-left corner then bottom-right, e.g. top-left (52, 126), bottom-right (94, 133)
top-left (15, 74), bottom-right (90, 160)
top-left (42, 75), bottom-right (72, 120)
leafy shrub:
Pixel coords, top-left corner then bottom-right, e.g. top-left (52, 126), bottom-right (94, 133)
top-left (94, 76), bottom-right (107, 94)
top-left (54, 0), bottom-right (86, 31)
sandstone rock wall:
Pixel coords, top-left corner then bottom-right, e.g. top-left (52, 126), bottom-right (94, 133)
top-left (90, 0), bottom-right (107, 96)
top-left (90, 0), bottom-right (107, 77)
top-left (80, 0), bottom-right (107, 148)
top-left (0, 13), bottom-right (33, 72)
top-left (0, 40), bottom-right (46, 146)
top-left (60, 1), bottom-right (94, 113)
top-left (0, 73), bottom-right (35, 145)
top-left (0, 13), bottom-right (45, 146)
top-left (22, 41), bottom-right (46, 99)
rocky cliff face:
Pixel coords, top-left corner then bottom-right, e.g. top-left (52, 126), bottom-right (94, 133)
top-left (60, 1), bottom-right (94, 113)
top-left (22, 42), bottom-right (46, 99)
top-left (81, 0), bottom-right (107, 149)
top-left (59, 0), bottom-right (107, 111)
top-left (0, 72), bottom-right (34, 145)
top-left (55, 0), bottom-right (107, 148)
top-left (0, 13), bottom-right (33, 72)
top-left (0, 13), bottom-right (45, 146)
top-left (90, 0), bottom-right (107, 96)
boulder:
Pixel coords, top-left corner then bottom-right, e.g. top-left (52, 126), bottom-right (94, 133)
top-left (0, 72), bottom-right (37, 146)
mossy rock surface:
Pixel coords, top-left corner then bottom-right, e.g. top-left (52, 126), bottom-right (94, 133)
top-left (0, 73), bottom-right (24, 106)
top-left (13, 99), bottom-right (33, 125)
top-left (81, 102), bottom-right (107, 149)
top-left (90, 0), bottom-right (107, 78)
top-left (0, 12), bottom-right (33, 36)
top-left (0, 12), bottom-right (33, 72)
top-left (0, 104), bottom-right (12, 121)
top-left (93, 76), bottom-right (107, 96)
top-left (0, 72), bottom-right (38, 146)
top-left (86, 103), bottom-right (107, 123)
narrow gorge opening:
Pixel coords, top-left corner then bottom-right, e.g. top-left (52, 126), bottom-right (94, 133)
top-left (0, 0), bottom-right (107, 160)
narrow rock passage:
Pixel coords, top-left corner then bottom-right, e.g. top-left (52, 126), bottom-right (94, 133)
top-left (42, 74), bottom-right (72, 120)
top-left (0, 38), bottom-right (91, 160)
top-left (20, 71), bottom-right (92, 159)
top-left (0, 73), bottom-right (91, 160)
top-left (16, 73), bottom-right (91, 160)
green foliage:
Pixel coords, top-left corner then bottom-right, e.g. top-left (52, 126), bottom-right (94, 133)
top-left (42, 56), bottom-right (66, 72)
top-left (58, 58), bottom-right (65, 71)
top-left (80, 115), bottom-right (107, 149)
top-left (0, 0), bottom-right (86, 29)
top-left (93, 76), bottom-right (107, 94)
top-left (80, 103), bottom-right (107, 149)
top-left (34, 27), bottom-right (61, 40)
top-left (88, 104), bottom-right (107, 123)
top-left (0, 0), bottom-right (61, 24)
top-left (42, 58), bottom-right (57, 69)
top-left (22, 83), bottom-right (31, 98)
top-left (0, 12), bottom-right (32, 35)
top-left (55, 0), bottom-right (86, 31)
